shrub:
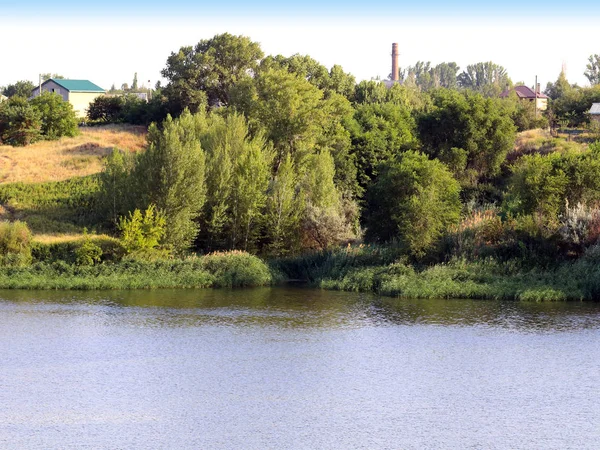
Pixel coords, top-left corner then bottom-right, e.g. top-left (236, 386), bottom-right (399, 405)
top-left (0, 96), bottom-right (42, 146)
top-left (30, 92), bottom-right (79, 139)
top-left (87, 96), bottom-right (124, 123)
top-left (0, 221), bottom-right (33, 266)
top-left (118, 204), bottom-right (166, 253)
top-left (364, 151), bottom-right (461, 257)
top-left (200, 251), bottom-right (272, 287)
top-left (74, 232), bottom-right (103, 266)
top-left (32, 235), bottom-right (125, 264)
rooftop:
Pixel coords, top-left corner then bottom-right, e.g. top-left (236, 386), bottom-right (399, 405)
top-left (500, 85), bottom-right (548, 99)
top-left (33, 79), bottom-right (106, 93)
top-left (590, 103), bottom-right (600, 115)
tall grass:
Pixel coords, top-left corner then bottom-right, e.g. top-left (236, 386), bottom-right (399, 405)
top-left (275, 245), bottom-right (600, 301)
top-left (0, 175), bottom-right (101, 234)
top-left (0, 251), bottom-right (275, 290)
top-left (0, 124), bottom-right (146, 183)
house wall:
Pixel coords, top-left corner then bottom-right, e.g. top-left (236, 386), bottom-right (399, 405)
top-left (68, 92), bottom-right (105, 118)
top-left (591, 115), bottom-right (600, 124)
top-left (536, 98), bottom-right (548, 111)
top-left (30, 80), bottom-right (69, 102)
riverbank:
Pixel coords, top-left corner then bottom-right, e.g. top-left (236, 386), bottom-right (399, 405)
top-left (273, 247), bottom-right (600, 301)
top-left (0, 252), bottom-right (277, 290)
top-left (2, 244), bottom-right (600, 300)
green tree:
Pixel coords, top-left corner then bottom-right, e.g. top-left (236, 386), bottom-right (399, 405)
top-left (162, 33), bottom-right (263, 110)
top-left (132, 72), bottom-right (139, 90)
top-left (585, 54), bottom-right (600, 86)
top-left (505, 150), bottom-right (600, 223)
top-left (299, 149), bottom-right (356, 250)
top-left (551, 85), bottom-right (600, 127)
top-left (231, 67), bottom-right (325, 171)
top-left (30, 92), bottom-right (79, 139)
top-left (134, 110), bottom-right (207, 252)
top-left (418, 89), bottom-right (516, 184)
top-left (545, 70), bottom-right (571, 100)
top-left (458, 62), bottom-right (511, 97)
top-left (432, 62), bottom-right (460, 90)
top-left (364, 151), bottom-right (461, 256)
top-left (261, 54), bottom-right (356, 100)
top-left (99, 148), bottom-right (136, 225)
top-left (87, 96), bottom-right (124, 122)
top-left (199, 112), bottom-right (272, 250)
top-left (265, 154), bottom-right (303, 254)
top-left (0, 96), bottom-right (42, 146)
top-left (348, 101), bottom-right (417, 188)
top-left (2, 80), bottom-right (36, 98)
top-left (41, 73), bottom-right (65, 82)
top-left (118, 205), bottom-right (166, 253)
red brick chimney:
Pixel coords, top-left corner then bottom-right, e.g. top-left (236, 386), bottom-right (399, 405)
top-left (392, 43), bottom-right (399, 81)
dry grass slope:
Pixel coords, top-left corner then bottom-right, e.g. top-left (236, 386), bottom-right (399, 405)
top-left (0, 124), bottom-right (147, 183)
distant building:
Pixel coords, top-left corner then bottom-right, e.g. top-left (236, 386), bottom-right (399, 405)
top-left (30, 79), bottom-right (106, 118)
top-left (382, 43), bottom-right (402, 89)
top-left (500, 85), bottom-right (548, 111)
top-left (0, 94), bottom-right (7, 102)
top-left (590, 103), bottom-right (600, 124)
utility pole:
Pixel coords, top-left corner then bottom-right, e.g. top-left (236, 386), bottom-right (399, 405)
top-left (534, 75), bottom-right (538, 119)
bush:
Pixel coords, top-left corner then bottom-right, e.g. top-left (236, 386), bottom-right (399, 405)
top-left (74, 232), bottom-right (103, 266)
top-left (87, 96), bottom-right (124, 123)
top-left (364, 151), bottom-right (461, 257)
top-left (0, 96), bottom-right (42, 146)
top-left (118, 205), bottom-right (166, 253)
top-left (30, 92), bottom-right (79, 139)
top-left (0, 221), bottom-right (33, 266)
top-left (200, 251), bottom-right (272, 287)
top-left (32, 235), bottom-right (125, 264)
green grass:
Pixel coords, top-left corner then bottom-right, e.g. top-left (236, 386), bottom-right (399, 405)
top-left (0, 175), bottom-right (102, 234)
top-left (0, 252), bottom-right (275, 290)
top-left (274, 246), bottom-right (600, 301)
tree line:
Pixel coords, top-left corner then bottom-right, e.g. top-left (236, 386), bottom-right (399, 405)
top-left (3, 34), bottom-right (600, 264)
top-left (91, 33), bottom-right (532, 258)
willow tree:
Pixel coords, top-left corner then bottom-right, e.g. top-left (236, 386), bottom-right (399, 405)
top-left (200, 112), bottom-right (272, 251)
top-left (134, 110), bottom-right (207, 252)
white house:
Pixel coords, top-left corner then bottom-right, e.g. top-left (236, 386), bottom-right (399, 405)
top-left (590, 103), bottom-right (600, 124)
top-left (30, 79), bottom-right (106, 118)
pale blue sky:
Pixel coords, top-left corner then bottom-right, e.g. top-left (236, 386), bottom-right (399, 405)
top-left (1, 1), bottom-right (598, 89)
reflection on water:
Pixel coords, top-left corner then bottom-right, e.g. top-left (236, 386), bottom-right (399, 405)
top-left (2, 287), bottom-right (600, 332)
top-left (1, 287), bottom-right (600, 449)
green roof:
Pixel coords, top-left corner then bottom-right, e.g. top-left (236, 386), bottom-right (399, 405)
top-left (48, 79), bottom-right (105, 93)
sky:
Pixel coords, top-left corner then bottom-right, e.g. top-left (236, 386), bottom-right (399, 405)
top-left (1, 1), bottom-right (599, 90)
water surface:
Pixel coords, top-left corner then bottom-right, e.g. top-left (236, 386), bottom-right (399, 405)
top-left (1, 288), bottom-right (599, 449)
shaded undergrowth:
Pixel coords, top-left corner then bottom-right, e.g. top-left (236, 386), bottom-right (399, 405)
top-left (273, 245), bottom-right (600, 301)
top-left (0, 252), bottom-right (275, 290)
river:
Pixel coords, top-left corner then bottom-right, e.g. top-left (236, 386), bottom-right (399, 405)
top-left (1, 287), bottom-right (599, 449)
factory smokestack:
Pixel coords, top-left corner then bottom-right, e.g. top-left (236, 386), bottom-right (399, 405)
top-left (391, 43), bottom-right (399, 82)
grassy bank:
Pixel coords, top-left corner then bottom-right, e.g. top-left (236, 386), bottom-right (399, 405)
top-left (273, 246), bottom-right (600, 301)
top-left (0, 124), bottom-right (146, 184)
top-left (0, 252), bottom-right (277, 290)
top-left (0, 175), bottom-right (101, 234)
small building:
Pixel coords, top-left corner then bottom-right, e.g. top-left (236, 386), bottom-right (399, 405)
top-left (0, 94), bottom-right (7, 102)
top-left (590, 103), bottom-right (600, 124)
top-left (500, 85), bottom-right (548, 111)
top-left (30, 79), bottom-right (106, 118)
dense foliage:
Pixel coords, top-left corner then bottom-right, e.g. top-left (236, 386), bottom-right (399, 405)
top-left (0, 93), bottom-right (79, 146)
top-left (3, 33), bottom-right (600, 299)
